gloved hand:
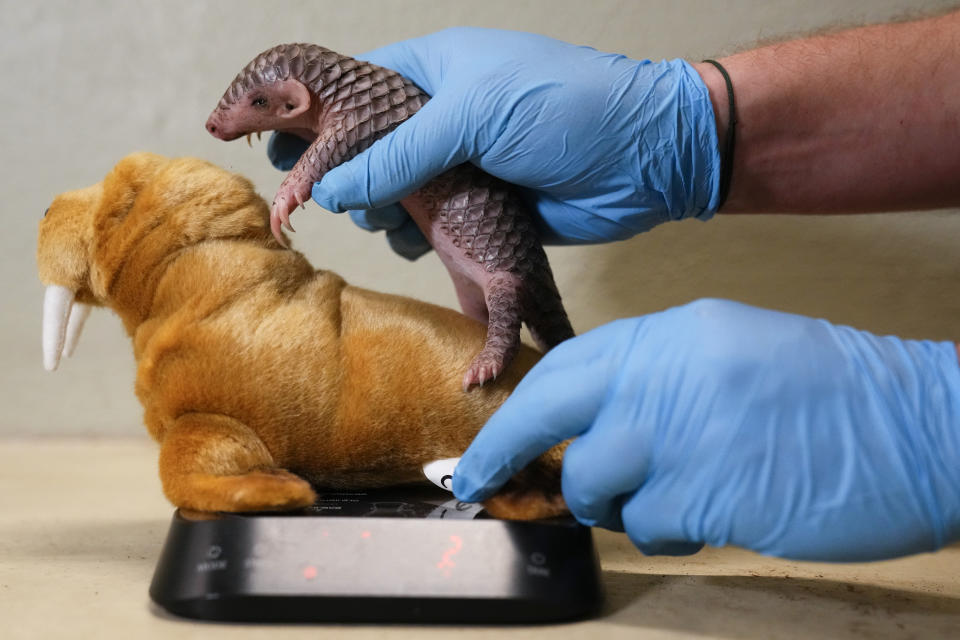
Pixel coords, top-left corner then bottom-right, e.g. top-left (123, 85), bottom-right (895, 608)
top-left (453, 299), bottom-right (960, 561)
top-left (267, 27), bottom-right (721, 258)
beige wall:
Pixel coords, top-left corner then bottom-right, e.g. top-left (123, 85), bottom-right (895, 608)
top-left (4, 0), bottom-right (958, 436)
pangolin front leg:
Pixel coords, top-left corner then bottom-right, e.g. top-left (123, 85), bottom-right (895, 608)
top-left (270, 125), bottom-right (346, 243)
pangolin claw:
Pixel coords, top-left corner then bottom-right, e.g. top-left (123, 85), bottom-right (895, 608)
top-left (269, 206), bottom-right (289, 248)
top-left (257, 131), bottom-right (262, 141)
top-left (280, 205), bottom-right (295, 233)
top-left (462, 357), bottom-right (504, 391)
top-left (246, 133), bottom-right (253, 147)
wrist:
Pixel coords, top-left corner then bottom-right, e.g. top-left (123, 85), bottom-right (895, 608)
top-left (645, 59), bottom-right (723, 222)
top-left (694, 60), bottom-right (737, 211)
top-left (691, 61), bottom-right (730, 161)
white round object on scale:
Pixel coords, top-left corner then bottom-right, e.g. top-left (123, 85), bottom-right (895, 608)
top-left (422, 457), bottom-right (461, 492)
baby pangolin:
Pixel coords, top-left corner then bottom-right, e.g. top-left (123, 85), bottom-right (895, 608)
top-left (206, 43), bottom-right (574, 389)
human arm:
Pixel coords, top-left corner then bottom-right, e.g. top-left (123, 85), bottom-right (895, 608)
top-left (693, 9), bottom-right (960, 214)
top-left (268, 12), bottom-right (960, 256)
top-left (452, 299), bottom-right (960, 560)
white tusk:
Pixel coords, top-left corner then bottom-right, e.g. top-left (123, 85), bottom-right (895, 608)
top-left (422, 457), bottom-right (461, 492)
top-left (42, 285), bottom-right (75, 371)
top-left (63, 302), bottom-right (91, 358)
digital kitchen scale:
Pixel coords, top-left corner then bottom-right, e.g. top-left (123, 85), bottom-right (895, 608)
top-left (149, 484), bottom-right (602, 623)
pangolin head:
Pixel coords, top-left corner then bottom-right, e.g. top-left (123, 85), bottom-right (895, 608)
top-left (206, 43), bottom-right (350, 141)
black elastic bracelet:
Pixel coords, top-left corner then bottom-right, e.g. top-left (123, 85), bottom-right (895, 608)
top-left (702, 59), bottom-right (737, 210)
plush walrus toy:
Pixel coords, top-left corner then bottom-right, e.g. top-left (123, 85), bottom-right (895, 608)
top-left (37, 152), bottom-right (566, 519)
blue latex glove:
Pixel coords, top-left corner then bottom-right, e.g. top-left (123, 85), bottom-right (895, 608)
top-left (268, 27), bottom-right (721, 258)
top-left (453, 299), bottom-right (960, 561)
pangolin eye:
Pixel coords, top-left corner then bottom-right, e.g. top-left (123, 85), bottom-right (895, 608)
top-left (252, 96), bottom-right (267, 107)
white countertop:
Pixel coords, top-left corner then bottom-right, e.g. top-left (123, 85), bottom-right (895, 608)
top-left (2, 437), bottom-right (958, 639)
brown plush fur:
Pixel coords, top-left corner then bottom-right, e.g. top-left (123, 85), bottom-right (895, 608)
top-left (37, 153), bottom-right (567, 519)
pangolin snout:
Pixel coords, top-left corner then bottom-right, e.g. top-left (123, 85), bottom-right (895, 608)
top-left (205, 114), bottom-right (256, 144)
top-left (205, 113), bottom-right (228, 139)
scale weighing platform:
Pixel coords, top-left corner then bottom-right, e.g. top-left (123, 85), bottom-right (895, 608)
top-left (150, 484), bottom-right (602, 623)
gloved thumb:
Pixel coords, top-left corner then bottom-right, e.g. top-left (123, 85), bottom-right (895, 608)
top-left (310, 93), bottom-right (473, 212)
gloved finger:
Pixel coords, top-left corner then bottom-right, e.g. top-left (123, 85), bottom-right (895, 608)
top-left (452, 323), bottom-right (629, 502)
top-left (310, 93), bottom-right (473, 212)
top-left (267, 131), bottom-right (312, 171)
top-left (348, 203), bottom-right (411, 231)
top-left (386, 219), bottom-right (432, 260)
top-left (619, 482), bottom-right (704, 556)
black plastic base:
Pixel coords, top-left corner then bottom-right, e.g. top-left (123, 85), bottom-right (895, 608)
top-left (149, 485), bottom-right (602, 623)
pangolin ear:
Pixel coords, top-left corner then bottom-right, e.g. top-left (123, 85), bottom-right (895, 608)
top-left (275, 79), bottom-right (312, 119)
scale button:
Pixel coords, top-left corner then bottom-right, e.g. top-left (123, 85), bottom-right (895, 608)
top-left (529, 552), bottom-right (547, 566)
top-left (207, 545), bottom-right (222, 559)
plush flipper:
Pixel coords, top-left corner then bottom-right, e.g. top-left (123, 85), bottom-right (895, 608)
top-left (158, 413), bottom-right (316, 512)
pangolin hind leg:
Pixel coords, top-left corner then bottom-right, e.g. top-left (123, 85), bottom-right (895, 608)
top-left (462, 273), bottom-right (523, 390)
